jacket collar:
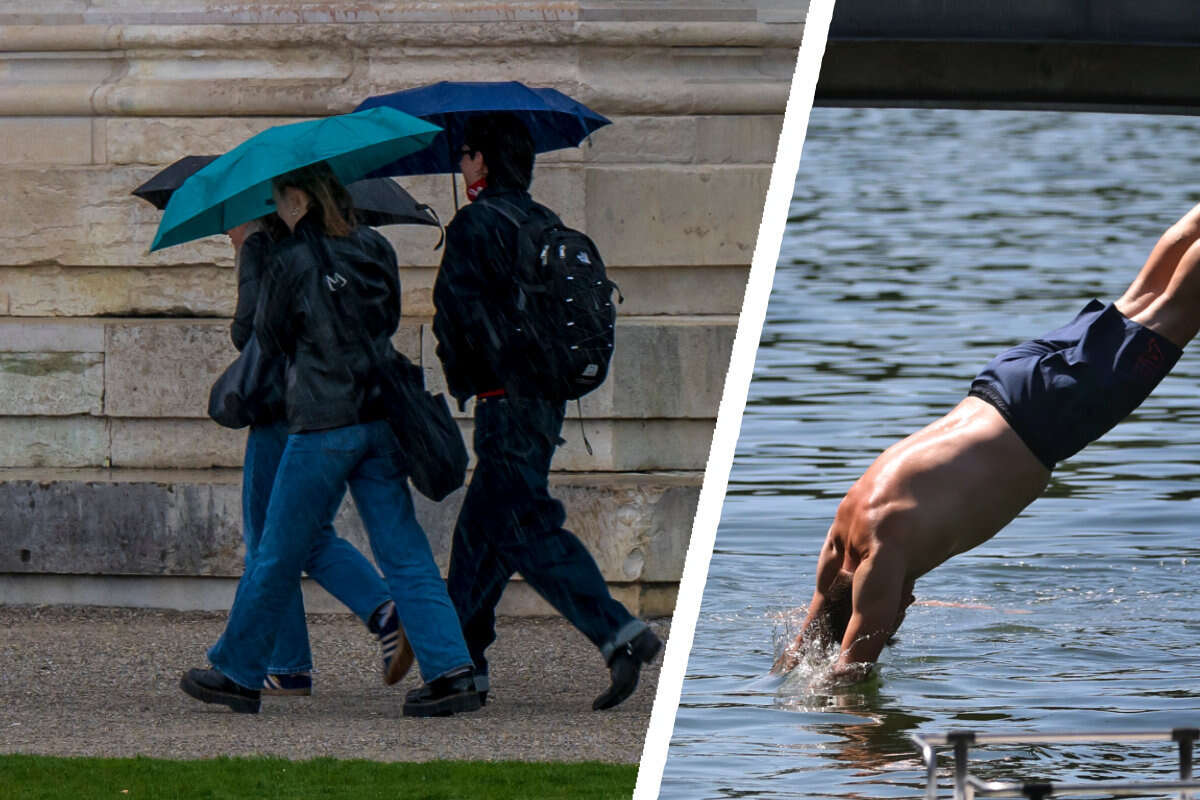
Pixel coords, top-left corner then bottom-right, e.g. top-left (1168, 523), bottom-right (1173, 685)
top-left (292, 211), bottom-right (324, 238)
top-left (475, 185), bottom-right (528, 202)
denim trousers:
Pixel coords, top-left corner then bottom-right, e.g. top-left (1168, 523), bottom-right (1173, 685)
top-left (445, 395), bottom-right (647, 677)
top-left (229, 421), bottom-right (390, 675)
top-left (209, 419), bottom-right (472, 688)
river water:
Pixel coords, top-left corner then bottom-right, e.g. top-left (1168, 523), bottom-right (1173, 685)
top-left (659, 107), bottom-right (1200, 799)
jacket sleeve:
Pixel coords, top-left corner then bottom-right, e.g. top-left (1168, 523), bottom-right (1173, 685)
top-left (254, 253), bottom-right (296, 359)
top-left (231, 231), bottom-right (274, 351)
top-left (366, 230), bottom-right (402, 342)
top-left (433, 211), bottom-right (503, 405)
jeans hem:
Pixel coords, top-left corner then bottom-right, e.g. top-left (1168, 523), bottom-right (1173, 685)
top-left (428, 662), bottom-right (476, 683)
top-left (601, 619), bottom-right (650, 664)
top-left (266, 664), bottom-right (313, 675)
top-left (207, 654), bottom-right (261, 692)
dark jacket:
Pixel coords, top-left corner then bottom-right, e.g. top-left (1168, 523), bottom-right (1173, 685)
top-left (432, 186), bottom-right (556, 408)
top-left (256, 213), bottom-right (401, 433)
top-left (229, 230), bottom-right (287, 426)
top-left (231, 230), bottom-right (274, 352)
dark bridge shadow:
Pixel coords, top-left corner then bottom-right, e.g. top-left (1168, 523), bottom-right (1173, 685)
top-left (817, 0), bottom-right (1200, 114)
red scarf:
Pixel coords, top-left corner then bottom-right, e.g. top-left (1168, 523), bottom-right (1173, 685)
top-left (466, 177), bottom-right (487, 202)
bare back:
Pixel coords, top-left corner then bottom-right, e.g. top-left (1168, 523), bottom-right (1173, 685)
top-left (841, 396), bottom-right (1051, 581)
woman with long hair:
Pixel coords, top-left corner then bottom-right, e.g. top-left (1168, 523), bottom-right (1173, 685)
top-left (219, 210), bottom-right (405, 699)
top-left (183, 163), bottom-right (479, 717)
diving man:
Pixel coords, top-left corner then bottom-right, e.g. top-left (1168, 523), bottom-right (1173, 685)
top-left (776, 202), bottom-right (1200, 682)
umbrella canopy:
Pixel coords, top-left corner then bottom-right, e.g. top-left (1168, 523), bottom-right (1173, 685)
top-left (132, 155), bottom-right (219, 210)
top-left (149, 106), bottom-right (441, 251)
top-left (346, 177), bottom-right (439, 229)
top-left (134, 156), bottom-right (438, 228)
top-left (353, 81), bottom-right (611, 177)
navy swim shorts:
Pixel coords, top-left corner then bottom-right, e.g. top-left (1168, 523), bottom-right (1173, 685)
top-left (968, 299), bottom-right (1182, 471)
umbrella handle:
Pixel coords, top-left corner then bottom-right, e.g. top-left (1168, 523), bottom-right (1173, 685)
top-left (417, 204), bottom-right (446, 250)
top-left (444, 136), bottom-right (460, 213)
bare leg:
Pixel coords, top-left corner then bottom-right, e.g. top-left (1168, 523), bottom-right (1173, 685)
top-left (1117, 202), bottom-right (1200, 319)
top-left (1121, 236), bottom-right (1200, 349)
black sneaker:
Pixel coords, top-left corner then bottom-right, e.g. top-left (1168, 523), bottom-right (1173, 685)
top-left (474, 672), bottom-right (489, 707)
top-left (180, 668), bottom-right (261, 714)
top-left (593, 628), bottom-right (663, 711)
top-left (370, 601), bottom-right (415, 685)
top-left (262, 672), bottom-right (312, 696)
top-left (403, 668), bottom-right (483, 717)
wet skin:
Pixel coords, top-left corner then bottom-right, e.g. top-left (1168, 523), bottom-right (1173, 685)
top-left (777, 202), bottom-right (1200, 682)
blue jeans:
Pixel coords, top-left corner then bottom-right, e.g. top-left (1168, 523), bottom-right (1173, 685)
top-left (209, 420), bottom-right (472, 688)
top-left (234, 422), bottom-right (390, 675)
top-left (446, 395), bottom-right (646, 678)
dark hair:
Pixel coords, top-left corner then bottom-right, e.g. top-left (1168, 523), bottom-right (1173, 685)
top-left (272, 161), bottom-right (356, 237)
top-left (462, 112), bottom-right (534, 191)
top-left (261, 212), bottom-right (289, 242)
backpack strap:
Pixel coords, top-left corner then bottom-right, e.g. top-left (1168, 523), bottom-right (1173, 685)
top-left (476, 196), bottom-right (561, 233)
top-left (474, 196), bottom-right (525, 228)
top-left (474, 196), bottom-right (557, 289)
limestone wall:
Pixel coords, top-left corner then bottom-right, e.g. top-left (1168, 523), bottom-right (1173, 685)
top-left (0, 1), bottom-right (803, 616)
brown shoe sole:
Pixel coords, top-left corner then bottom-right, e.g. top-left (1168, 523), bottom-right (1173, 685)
top-left (261, 686), bottom-right (312, 697)
top-left (384, 636), bottom-right (415, 685)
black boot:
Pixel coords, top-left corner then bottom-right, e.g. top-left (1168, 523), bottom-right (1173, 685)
top-left (180, 668), bottom-right (261, 714)
top-left (403, 667), bottom-right (483, 717)
top-left (593, 628), bottom-right (663, 711)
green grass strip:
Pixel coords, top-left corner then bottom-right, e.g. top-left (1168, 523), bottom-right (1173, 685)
top-left (0, 755), bottom-right (636, 800)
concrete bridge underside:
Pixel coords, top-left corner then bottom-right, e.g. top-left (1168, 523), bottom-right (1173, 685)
top-left (817, 0), bottom-right (1200, 114)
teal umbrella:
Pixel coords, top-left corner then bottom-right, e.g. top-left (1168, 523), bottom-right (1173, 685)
top-left (150, 107), bottom-right (442, 251)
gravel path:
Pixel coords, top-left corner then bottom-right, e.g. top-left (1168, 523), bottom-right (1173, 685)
top-left (0, 607), bottom-right (664, 764)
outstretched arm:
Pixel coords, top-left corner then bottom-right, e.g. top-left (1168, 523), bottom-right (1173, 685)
top-left (772, 528), bottom-right (846, 672)
top-left (833, 542), bottom-right (911, 682)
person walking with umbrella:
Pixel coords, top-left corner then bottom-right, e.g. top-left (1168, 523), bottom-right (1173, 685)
top-left (181, 162), bottom-right (479, 716)
top-left (156, 108), bottom-right (479, 716)
top-left (136, 154), bottom-right (443, 698)
top-left (429, 111), bottom-right (661, 711)
top-left (220, 212), bottom-right (410, 698)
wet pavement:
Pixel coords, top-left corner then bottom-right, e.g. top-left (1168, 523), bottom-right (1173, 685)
top-left (0, 606), bottom-right (664, 763)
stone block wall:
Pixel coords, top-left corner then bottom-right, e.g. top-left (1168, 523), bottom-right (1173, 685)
top-left (0, 1), bottom-right (803, 617)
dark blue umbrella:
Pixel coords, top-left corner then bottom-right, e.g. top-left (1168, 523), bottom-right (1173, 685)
top-left (354, 81), bottom-right (611, 177)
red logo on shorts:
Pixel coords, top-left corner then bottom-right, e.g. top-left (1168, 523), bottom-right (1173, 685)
top-left (1133, 338), bottom-right (1164, 380)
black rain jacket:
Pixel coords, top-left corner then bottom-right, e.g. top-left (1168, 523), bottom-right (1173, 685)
top-left (256, 213), bottom-right (401, 433)
top-left (432, 185), bottom-right (557, 409)
top-left (231, 230), bottom-right (274, 352)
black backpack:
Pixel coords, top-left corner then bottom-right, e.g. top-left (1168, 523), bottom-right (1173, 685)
top-left (479, 197), bottom-right (621, 401)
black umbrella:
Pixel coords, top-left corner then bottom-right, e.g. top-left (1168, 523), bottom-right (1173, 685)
top-left (132, 154), bottom-right (440, 229)
top-left (131, 155), bottom-right (218, 210)
top-left (346, 176), bottom-right (440, 229)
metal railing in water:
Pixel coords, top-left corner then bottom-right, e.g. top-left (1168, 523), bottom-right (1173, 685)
top-left (911, 728), bottom-right (1200, 800)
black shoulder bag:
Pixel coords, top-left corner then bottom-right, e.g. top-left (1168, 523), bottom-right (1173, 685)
top-left (374, 348), bottom-right (468, 502)
top-left (207, 333), bottom-right (285, 429)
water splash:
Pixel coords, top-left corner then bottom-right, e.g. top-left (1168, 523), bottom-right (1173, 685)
top-left (767, 606), bottom-right (880, 705)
